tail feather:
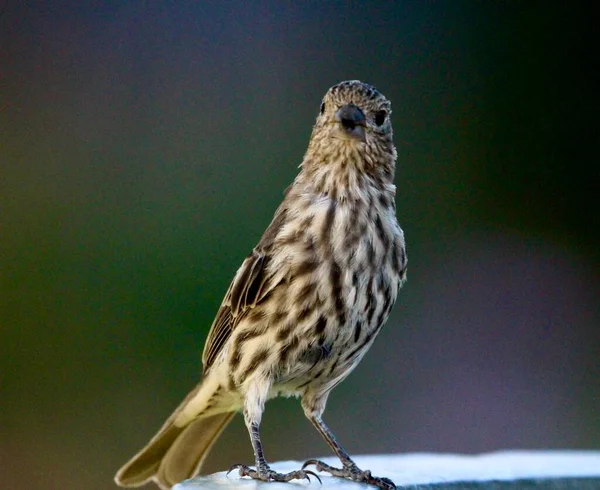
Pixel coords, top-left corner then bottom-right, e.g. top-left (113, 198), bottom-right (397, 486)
top-left (156, 412), bottom-right (235, 488)
top-left (115, 380), bottom-right (237, 489)
top-left (115, 411), bottom-right (235, 489)
top-left (115, 422), bottom-right (186, 487)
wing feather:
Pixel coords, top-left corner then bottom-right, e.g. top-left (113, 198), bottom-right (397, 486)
top-left (201, 251), bottom-right (273, 371)
top-left (201, 202), bottom-right (290, 372)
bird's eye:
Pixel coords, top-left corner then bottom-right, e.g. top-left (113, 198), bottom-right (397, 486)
top-left (374, 110), bottom-right (387, 126)
top-left (320, 102), bottom-right (326, 114)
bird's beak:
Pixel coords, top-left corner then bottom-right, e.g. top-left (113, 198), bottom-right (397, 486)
top-left (335, 104), bottom-right (366, 142)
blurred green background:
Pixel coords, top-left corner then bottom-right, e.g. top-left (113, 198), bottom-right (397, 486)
top-left (1, 2), bottom-right (598, 489)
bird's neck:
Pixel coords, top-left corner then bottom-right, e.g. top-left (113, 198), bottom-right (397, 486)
top-left (298, 144), bottom-right (396, 203)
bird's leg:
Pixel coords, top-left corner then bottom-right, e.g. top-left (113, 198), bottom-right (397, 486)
top-left (229, 406), bottom-right (320, 483)
top-left (303, 415), bottom-right (396, 490)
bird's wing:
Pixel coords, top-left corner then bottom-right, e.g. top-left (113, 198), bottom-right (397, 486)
top-left (201, 250), bottom-right (273, 371)
top-left (201, 203), bottom-right (289, 372)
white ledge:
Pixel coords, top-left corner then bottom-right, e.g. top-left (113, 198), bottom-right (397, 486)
top-left (174, 451), bottom-right (600, 489)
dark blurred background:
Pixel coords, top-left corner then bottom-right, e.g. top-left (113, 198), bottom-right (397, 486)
top-left (1, 2), bottom-right (598, 489)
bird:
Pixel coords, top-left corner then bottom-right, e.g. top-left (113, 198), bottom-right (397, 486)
top-left (114, 80), bottom-right (407, 490)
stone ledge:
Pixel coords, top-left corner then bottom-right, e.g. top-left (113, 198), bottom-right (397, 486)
top-left (174, 451), bottom-right (600, 489)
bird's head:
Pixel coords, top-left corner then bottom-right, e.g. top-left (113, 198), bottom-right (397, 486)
top-left (304, 80), bottom-right (396, 180)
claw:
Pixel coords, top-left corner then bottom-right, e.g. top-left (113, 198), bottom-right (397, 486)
top-left (226, 463), bottom-right (243, 476)
top-left (226, 463), bottom-right (320, 484)
top-left (302, 459), bottom-right (395, 490)
top-left (304, 470), bottom-right (322, 484)
top-left (302, 459), bottom-right (331, 473)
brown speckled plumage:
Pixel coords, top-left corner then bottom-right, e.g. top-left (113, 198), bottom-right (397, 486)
top-left (115, 80), bottom-right (407, 490)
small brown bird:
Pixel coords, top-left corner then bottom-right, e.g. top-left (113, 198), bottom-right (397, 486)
top-left (115, 80), bottom-right (407, 490)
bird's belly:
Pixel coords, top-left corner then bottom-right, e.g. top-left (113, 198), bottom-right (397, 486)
top-left (270, 264), bottom-right (399, 398)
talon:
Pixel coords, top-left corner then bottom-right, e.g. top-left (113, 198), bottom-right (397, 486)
top-left (305, 470), bottom-right (322, 484)
top-left (303, 459), bottom-right (395, 489)
top-left (226, 464), bottom-right (320, 484)
top-left (302, 459), bottom-right (332, 473)
top-left (226, 463), bottom-right (242, 476)
top-left (226, 463), bottom-right (257, 479)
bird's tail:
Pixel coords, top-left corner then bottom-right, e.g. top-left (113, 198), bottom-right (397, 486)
top-left (115, 387), bottom-right (236, 490)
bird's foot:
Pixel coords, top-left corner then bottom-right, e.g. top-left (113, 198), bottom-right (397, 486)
top-left (303, 459), bottom-right (395, 490)
top-left (228, 463), bottom-right (321, 483)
